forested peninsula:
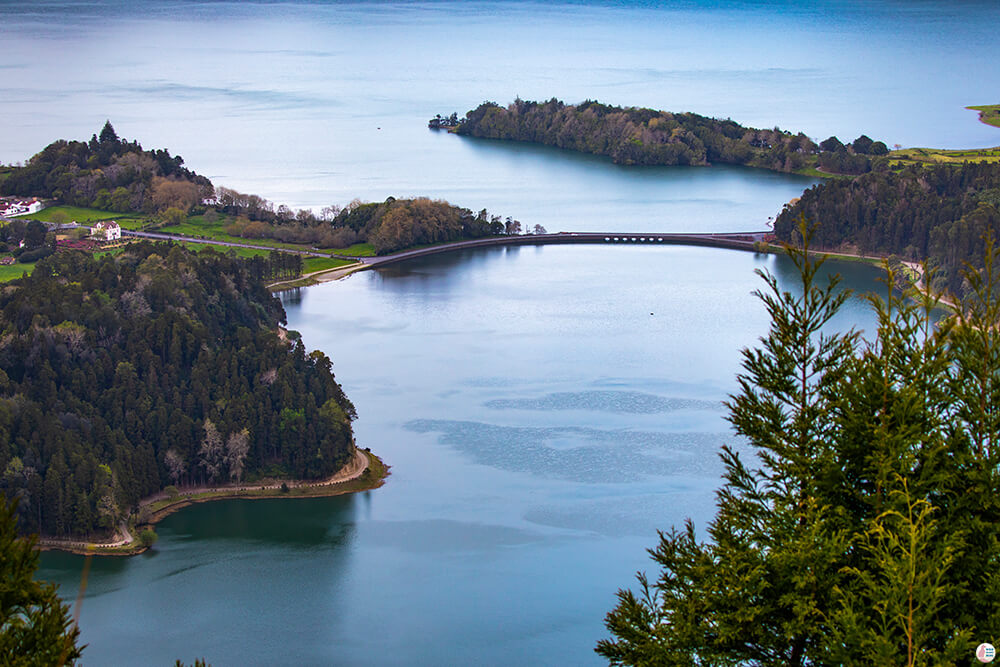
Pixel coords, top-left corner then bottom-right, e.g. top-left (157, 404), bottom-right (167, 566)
top-left (775, 161), bottom-right (1000, 295)
top-left (0, 122), bottom-right (521, 260)
top-left (0, 244), bottom-right (360, 540)
top-left (1, 121), bottom-right (210, 214)
top-left (451, 98), bottom-right (887, 175)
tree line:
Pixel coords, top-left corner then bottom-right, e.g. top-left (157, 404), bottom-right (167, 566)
top-left (0, 244), bottom-right (356, 539)
top-left (216, 194), bottom-right (524, 255)
top-left (454, 98), bottom-right (887, 174)
top-left (775, 161), bottom-right (1000, 295)
top-left (2, 125), bottom-right (526, 257)
top-left (0, 219), bottom-right (56, 264)
top-left (598, 226), bottom-right (1000, 665)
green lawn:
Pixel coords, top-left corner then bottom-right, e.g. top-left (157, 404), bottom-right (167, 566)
top-left (888, 146), bottom-right (1000, 167)
top-left (148, 241), bottom-right (352, 272)
top-left (0, 261), bottom-right (34, 282)
top-left (182, 244), bottom-right (351, 270)
top-left (329, 242), bottom-right (375, 257)
top-left (24, 205), bottom-right (146, 226)
top-left (303, 256), bottom-right (354, 272)
top-left (92, 248), bottom-right (128, 260)
top-left (967, 104), bottom-right (1000, 129)
top-left (157, 216), bottom-right (343, 256)
top-left (180, 242), bottom-right (273, 259)
top-left (23, 205), bottom-right (148, 230)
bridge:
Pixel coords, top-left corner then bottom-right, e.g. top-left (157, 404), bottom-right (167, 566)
top-left (359, 231), bottom-right (772, 267)
top-left (113, 228), bottom-right (773, 275)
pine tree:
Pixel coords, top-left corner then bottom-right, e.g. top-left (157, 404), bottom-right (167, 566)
top-left (0, 497), bottom-right (82, 664)
top-left (597, 221), bottom-right (1000, 664)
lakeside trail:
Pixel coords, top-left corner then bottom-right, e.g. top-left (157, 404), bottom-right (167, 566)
top-left (37, 447), bottom-right (380, 555)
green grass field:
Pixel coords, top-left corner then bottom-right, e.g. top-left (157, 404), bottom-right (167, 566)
top-left (23, 205), bottom-right (147, 228)
top-left (888, 146), bottom-right (1000, 168)
top-left (968, 104), bottom-right (1000, 129)
top-left (92, 248), bottom-right (128, 260)
top-left (329, 242), bottom-right (375, 257)
top-left (0, 261), bottom-right (34, 282)
top-left (158, 215), bottom-right (348, 256)
top-left (179, 242), bottom-right (274, 258)
top-left (303, 256), bottom-right (354, 272)
top-left (154, 241), bottom-right (352, 275)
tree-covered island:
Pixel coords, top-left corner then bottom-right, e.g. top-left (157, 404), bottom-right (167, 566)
top-left (443, 98), bottom-right (1000, 300)
top-left (448, 98), bottom-right (888, 176)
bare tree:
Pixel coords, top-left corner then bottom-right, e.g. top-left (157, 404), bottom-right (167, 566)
top-left (225, 429), bottom-right (250, 483)
top-left (198, 420), bottom-right (225, 483)
top-left (320, 205), bottom-right (342, 222)
top-left (165, 449), bottom-right (186, 486)
top-left (533, 224), bottom-right (547, 235)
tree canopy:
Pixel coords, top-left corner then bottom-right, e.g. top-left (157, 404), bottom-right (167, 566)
top-left (597, 223), bottom-right (1000, 665)
top-left (454, 98), bottom-right (884, 175)
top-left (0, 122), bottom-right (211, 214)
top-left (0, 244), bottom-right (356, 538)
top-left (219, 195), bottom-right (517, 254)
top-left (775, 162), bottom-right (1000, 296)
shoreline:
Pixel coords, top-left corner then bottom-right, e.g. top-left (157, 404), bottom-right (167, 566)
top-left (36, 448), bottom-right (389, 557)
top-left (268, 261), bottom-right (369, 290)
top-left (768, 242), bottom-right (958, 311)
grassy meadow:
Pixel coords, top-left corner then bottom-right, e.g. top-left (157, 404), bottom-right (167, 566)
top-left (968, 104), bottom-right (1000, 129)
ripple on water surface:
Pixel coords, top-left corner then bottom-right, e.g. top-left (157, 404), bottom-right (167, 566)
top-left (484, 389), bottom-right (724, 414)
top-left (406, 419), bottom-right (740, 484)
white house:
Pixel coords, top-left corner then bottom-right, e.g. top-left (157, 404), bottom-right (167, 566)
top-left (91, 220), bottom-right (122, 241)
top-left (0, 198), bottom-right (43, 217)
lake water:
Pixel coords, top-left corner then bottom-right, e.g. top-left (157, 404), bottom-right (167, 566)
top-left (11, 0), bottom-right (997, 664)
top-left (41, 247), bottom-right (886, 665)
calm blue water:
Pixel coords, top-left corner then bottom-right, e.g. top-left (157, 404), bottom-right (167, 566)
top-left (9, 0), bottom-right (993, 664)
top-left (38, 245), bottom-right (887, 666)
top-left (2, 0), bottom-right (999, 213)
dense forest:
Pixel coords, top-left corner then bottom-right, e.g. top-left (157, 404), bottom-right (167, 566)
top-left (0, 244), bottom-right (356, 538)
top-left (453, 98), bottom-right (887, 174)
top-left (775, 162), bottom-right (1000, 294)
top-left (1, 121), bottom-right (211, 215)
top-left (217, 194), bottom-right (522, 255)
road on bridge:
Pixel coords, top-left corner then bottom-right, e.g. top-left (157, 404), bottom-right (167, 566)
top-left (64, 223), bottom-right (772, 279)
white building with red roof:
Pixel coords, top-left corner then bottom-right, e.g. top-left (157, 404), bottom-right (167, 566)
top-left (91, 220), bottom-right (122, 241)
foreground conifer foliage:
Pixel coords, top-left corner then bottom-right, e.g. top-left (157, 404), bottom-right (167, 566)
top-left (0, 496), bottom-right (81, 664)
top-left (0, 244), bottom-right (356, 538)
top-left (597, 223), bottom-right (1000, 665)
